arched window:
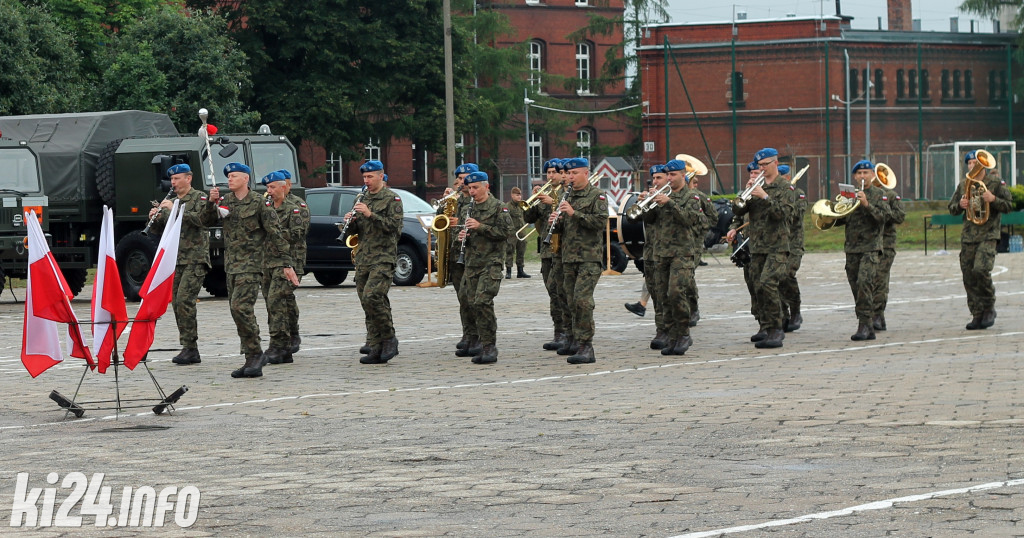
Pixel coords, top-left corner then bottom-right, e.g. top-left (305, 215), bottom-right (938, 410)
top-left (964, 70), bottom-right (973, 99)
top-left (896, 69), bottom-right (905, 99)
top-left (528, 40), bottom-right (544, 89)
top-left (528, 132), bottom-right (543, 181)
top-left (873, 68), bottom-right (884, 99)
top-left (953, 70), bottom-right (962, 98)
top-left (576, 128), bottom-right (594, 161)
top-left (576, 42), bottom-right (592, 94)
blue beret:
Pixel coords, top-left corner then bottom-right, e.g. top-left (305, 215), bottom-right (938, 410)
top-left (166, 163), bottom-right (191, 177)
top-left (563, 157), bottom-right (589, 170)
top-left (454, 163), bottom-right (479, 175)
top-left (754, 148), bottom-right (778, 162)
top-left (851, 159), bottom-right (874, 174)
top-left (383, 174), bottom-right (389, 182)
top-left (223, 162), bottom-right (251, 177)
top-left (464, 171), bottom-right (489, 184)
top-left (261, 170), bottom-right (288, 185)
top-left (544, 159), bottom-right (560, 172)
top-left (275, 169), bottom-right (292, 180)
top-left (360, 160), bottom-right (384, 173)
top-left (552, 159), bottom-right (565, 172)
top-left (746, 161), bottom-right (758, 172)
top-left (964, 150), bottom-right (977, 164)
top-left (778, 164), bottom-right (790, 175)
top-left (648, 164), bottom-right (666, 175)
top-left (663, 159), bottom-right (687, 172)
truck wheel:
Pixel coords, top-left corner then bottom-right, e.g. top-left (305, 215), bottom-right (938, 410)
top-left (393, 243), bottom-right (425, 286)
top-left (203, 268), bottom-right (228, 297)
top-left (313, 270), bottom-right (347, 287)
top-left (115, 230), bottom-right (157, 302)
top-left (96, 139), bottom-right (123, 206)
top-left (60, 267), bottom-right (88, 297)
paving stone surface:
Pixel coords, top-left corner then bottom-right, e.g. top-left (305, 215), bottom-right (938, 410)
top-left (0, 250), bottom-right (1021, 536)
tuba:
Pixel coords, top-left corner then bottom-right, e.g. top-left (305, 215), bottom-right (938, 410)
top-left (431, 187), bottom-right (461, 287)
top-left (965, 149), bottom-right (995, 225)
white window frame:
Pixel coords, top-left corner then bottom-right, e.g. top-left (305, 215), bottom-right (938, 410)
top-left (576, 42), bottom-right (591, 95)
top-left (528, 132), bottom-right (543, 181)
top-left (576, 128), bottom-right (592, 161)
top-left (364, 137), bottom-right (381, 161)
top-left (326, 152), bottom-right (343, 185)
top-left (529, 41), bottom-right (543, 90)
top-left (575, 0), bottom-right (589, 6)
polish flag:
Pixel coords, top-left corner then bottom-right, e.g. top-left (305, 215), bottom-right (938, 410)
top-left (91, 206), bottom-right (128, 373)
top-left (123, 200), bottom-right (183, 369)
top-left (20, 210), bottom-right (93, 378)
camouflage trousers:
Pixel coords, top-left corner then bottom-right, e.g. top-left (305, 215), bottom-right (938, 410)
top-left (562, 261), bottom-right (602, 343)
top-left (226, 272), bottom-right (263, 355)
top-left (172, 263), bottom-right (207, 348)
top-left (448, 254), bottom-right (469, 339)
top-left (262, 268), bottom-right (298, 349)
top-left (845, 251), bottom-right (880, 325)
top-left (643, 258), bottom-right (666, 334)
top-left (540, 257), bottom-right (566, 334)
top-left (654, 255), bottom-right (697, 338)
top-left (743, 263), bottom-right (758, 323)
top-left (779, 250), bottom-right (803, 315)
top-left (505, 236), bottom-right (526, 269)
top-left (458, 263), bottom-right (504, 345)
top-left (960, 240), bottom-right (997, 316)
top-left (549, 256), bottom-right (570, 334)
top-left (749, 252), bottom-right (789, 331)
top-left (355, 263), bottom-right (396, 347)
top-left (873, 248), bottom-right (896, 315)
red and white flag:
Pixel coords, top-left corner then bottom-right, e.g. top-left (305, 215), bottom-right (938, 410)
top-left (21, 210), bottom-right (93, 378)
top-left (91, 206), bottom-right (128, 373)
top-left (123, 200), bottom-right (182, 369)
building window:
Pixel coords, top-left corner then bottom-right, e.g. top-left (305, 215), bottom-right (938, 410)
top-left (964, 69), bottom-right (973, 99)
top-left (576, 128), bottom-right (593, 161)
top-left (988, 70), bottom-right (1007, 101)
top-left (873, 69), bottom-right (884, 99)
top-left (455, 134), bottom-right (466, 165)
top-left (528, 132), bottom-right (543, 180)
top-left (953, 70), bottom-right (962, 98)
top-left (575, 0), bottom-right (589, 5)
top-left (576, 42), bottom-right (592, 94)
top-left (326, 152), bottom-right (343, 185)
top-left (729, 71), bottom-right (745, 105)
top-left (528, 40), bottom-right (543, 90)
top-left (897, 69), bottom-right (905, 98)
top-left (861, 68), bottom-right (869, 95)
top-left (365, 137), bottom-right (380, 161)
top-left (908, 69), bottom-right (918, 98)
top-left (941, 69), bottom-right (950, 99)
top-left (849, 69), bottom-right (859, 96)
top-left (526, 0), bottom-right (540, 4)
top-left (921, 69), bottom-right (930, 98)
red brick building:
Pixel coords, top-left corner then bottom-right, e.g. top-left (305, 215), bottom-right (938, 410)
top-left (638, 5), bottom-right (1021, 201)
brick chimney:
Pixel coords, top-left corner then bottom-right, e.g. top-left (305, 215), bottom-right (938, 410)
top-left (888, 0), bottom-right (912, 31)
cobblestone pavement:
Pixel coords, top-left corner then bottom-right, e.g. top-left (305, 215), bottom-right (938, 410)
top-left (0, 250), bottom-right (1021, 537)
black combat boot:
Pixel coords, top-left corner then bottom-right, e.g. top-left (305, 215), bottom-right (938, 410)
top-left (473, 344), bottom-right (498, 364)
top-left (872, 314), bottom-right (886, 331)
top-left (671, 335), bottom-right (693, 355)
top-left (650, 331), bottom-right (668, 350)
top-left (755, 329), bottom-right (784, 349)
top-left (517, 266), bottom-right (531, 278)
top-left (965, 313), bottom-right (983, 330)
top-left (660, 337), bottom-right (679, 356)
top-left (557, 336), bottom-right (578, 356)
top-left (456, 335), bottom-right (469, 350)
top-left (505, 267), bottom-right (512, 279)
top-left (543, 331), bottom-right (562, 350)
top-left (231, 352), bottom-right (260, 378)
top-left (172, 348), bottom-right (201, 365)
top-left (625, 302), bottom-right (646, 317)
top-left (786, 310), bottom-right (803, 332)
top-left (689, 310), bottom-right (700, 327)
top-left (456, 338), bottom-right (481, 357)
top-left (980, 308), bottom-right (996, 329)
top-left (567, 342), bottom-right (596, 364)
top-left (240, 351), bottom-right (268, 377)
top-left (359, 342), bottom-right (372, 354)
top-left (264, 347), bottom-right (292, 365)
top-left (171, 348), bottom-right (188, 364)
top-left (378, 336), bottom-right (399, 362)
top-left (289, 334), bottom-right (301, 354)
top-left (750, 329), bottom-right (768, 342)
top-left (359, 345), bottom-right (383, 364)
top-left (851, 323), bottom-right (876, 341)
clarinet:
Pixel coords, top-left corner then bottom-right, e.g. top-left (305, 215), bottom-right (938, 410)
top-left (336, 185), bottom-right (368, 243)
top-left (141, 190), bottom-right (176, 236)
top-left (542, 184), bottom-right (573, 245)
top-left (455, 199), bottom-right (475, 265)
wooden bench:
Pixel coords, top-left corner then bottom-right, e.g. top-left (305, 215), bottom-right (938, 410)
top-left (924, 211), bottom-right (1024, 254)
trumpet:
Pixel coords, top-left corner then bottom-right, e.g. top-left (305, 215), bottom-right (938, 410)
top-left (336, 185), bottom-right (367, 243)
top-left (626, 182), bottom-right (672, 219)
top-left (141, 190), bottom-right (175, 236)
top-left (518, 179), bottom-right (558, 211)
top-left (734, 171), bottom-right (765, 209)
top-left (431, 186), bottom-right (462, 210)
top-left (964, 149), bottom-right (995, 225)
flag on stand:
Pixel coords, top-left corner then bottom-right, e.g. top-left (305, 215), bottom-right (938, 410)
top-left (91, 206), bottom-right (128, 373)
top-left (20, 210), bottom-right (93, 378)
top-left (123, 200), bottom-right (182, 369)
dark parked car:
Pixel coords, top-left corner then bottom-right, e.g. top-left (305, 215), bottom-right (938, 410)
top-left (304, 186), bottom-right (433, 286)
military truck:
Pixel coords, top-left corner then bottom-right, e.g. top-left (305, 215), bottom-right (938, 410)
top-left (0, 110), bottom-right (303, 300)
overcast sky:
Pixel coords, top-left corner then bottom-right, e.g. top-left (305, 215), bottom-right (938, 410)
top-left (665, 0), bottom-right (994, 33)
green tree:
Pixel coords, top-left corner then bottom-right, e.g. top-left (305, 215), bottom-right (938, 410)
top-left (100, 7), bottom-right (258, 133)
top-left (0, 0), bottom-right (87, 115)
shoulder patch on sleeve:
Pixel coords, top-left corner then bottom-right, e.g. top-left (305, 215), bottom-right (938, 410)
top-left (200, 196), bottom-right (208, 201)
top-left (300, 202), bottom-right (307, 207)
top-left (293, 208), bottom-right (300, 213)
top-left (882, 196), bottom-right (889, 201)
top-left (790, 185), bottom-right (795, 190)
top-left (598, 195), bottom-right (606, 200)
top-left (502, 207), bottom-right (509, 212)
top-left (1001, 180), bottom-right (1006, 185)
top-left (799, 194), bottom-right (806, 199)
top-left (896, 195), bottom-right (902, 200)
top-left (394, 196), bottom-right (401, 201)
top-left (265, 199), bottom-right (272, 206)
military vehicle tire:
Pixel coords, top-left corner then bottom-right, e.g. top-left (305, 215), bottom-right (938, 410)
top-left (393, 243), bottom-right (425, 286)
top-left (115, 230), bottom-right (158, 302)
top-left (203, 268), bottom-right (228, 297)
top-left (313, 270), bottom-right (347, 287)
top-left (96, 139), bottom-right (123, 206)
top-left (60, 267), bottom-right (88, 298)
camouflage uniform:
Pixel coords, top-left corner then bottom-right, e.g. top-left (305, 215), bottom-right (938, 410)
top-left (733, 179), bottom-right (796, 333)
top-left (524, 198), bottom-right (567, 339)
top-left (262, 194), bottom-right (310, 350)
top-left (779, 185), bottom-right (806, 322)
top-left (557, 183), bottom-right (608, 345)
top-left (947, 173), bottom-right (1014, 319)
top-left (458, 195), bottom-right (514, 347)
top-left (504, 200), bottom-right (526, 271)
top-left (729, 212), bottom-right (758, 323)
top-left (835, 186), bottom-right (889, 326)
top-left (205, 191), bottom-right (293, 356)
top-left (347, 186), bottom-right (403, 348)
top-left (689, 188), bottom-right (717, 316)
top-left (873, 188), bottom-right (905, 322)
top-left (149, 188), bottom-right (216, 350)
top-left (440, 193), bottom-right (472, 340)
top-left (636, 210), bottom-right (664, 336)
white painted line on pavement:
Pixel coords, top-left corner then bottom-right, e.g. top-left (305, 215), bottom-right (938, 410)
top-left (668, 477), bottom-right (1024, 538)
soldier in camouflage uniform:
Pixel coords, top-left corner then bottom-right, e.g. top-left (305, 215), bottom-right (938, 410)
top-left (776, 164), bottom-right (806, 332)
top-left (147, 163), bottom-right (217, 366)
top-left (454, 171), bottom-right (513, 364)
top-left (948, 149), bottom-right (1015, 330)
top-left (730, 148), bottom-right (796, 349)
top-left (550, 157), bottom-right (608, 364)
top-left (207, 162), bottom-right (298, 378)
top-left (440, 163), bottom-right (477, 353)
top-left (259, 170), bottom-right (309, 365)
top-left (628, 165), bottom-right (667, 349)
top-left (504, 187), bottom-right (530, 279)
top-left (642, 158), bottom-right (712, 355)
top-left (687, 164), bottom-right (717, 327)
top-left (342, 160), bottom-right (404, 364)
top-left (524, 159), bottom-right (568, 351)
top-left (833, 160), bottom-right (891, 341)
top-left (727, 162), bottom-right (761, 326)
top-left (282, 171), bottom-right (310, 353)
top-left (872, 174), bottom-right (905, 332)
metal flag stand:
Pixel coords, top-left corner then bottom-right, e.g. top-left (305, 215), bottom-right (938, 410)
top-left (49, 318), bottom-right (188, 420)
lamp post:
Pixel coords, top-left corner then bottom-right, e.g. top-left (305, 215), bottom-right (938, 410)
top-left (831, 78), bottom-right (873, 171)
top-left (524, 89), bottom-right (535, 183)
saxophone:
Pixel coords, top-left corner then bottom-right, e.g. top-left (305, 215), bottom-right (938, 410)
top-left (431, 188), bottom-right (461, 287)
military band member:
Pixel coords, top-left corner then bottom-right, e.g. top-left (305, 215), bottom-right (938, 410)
top-left (342, 160), bottom-right (404, 364)
top-left (873, 175), bottom-right (904, 331)
top-left (686, 164), bottom-right (717, 326)
top-left (454, 171), bottom-right (513, 364)
top-left (728, 148), bottom-right (796, 349)
top-left (727, 161), bottom-right (760, 327)
top-left (835, 160), bottom-right (891, 341)
top-left (505, 187), bottom-right (530, 279)
top-left (524, 159), bottom-right (568, 351)
top-left (948, 150), bottom-right (1014, 330)
top-left (147, 164), bottom-right (217, 366)
top-left (633, 164), bottom-right (670, 349)
top-left (259, 170), bottom-right (309, 365)
top-left (207, 162), bottom-right (298, 378)
top-left (441, 163), bottom-right (478, 353)
top-left (776, 164), bottom-right (805, 332)
top-left (550, 157), bottom-right (608, 364)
